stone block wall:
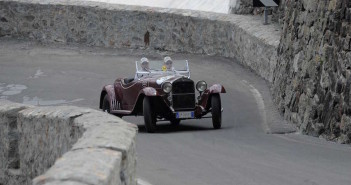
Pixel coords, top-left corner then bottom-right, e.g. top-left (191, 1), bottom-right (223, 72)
top-left (0, 100), bottom-right (138, 185)
top-left (272, 0), bottom-right (351, 143)
top-left (17, 107), bottom-right (88, 184)
top-left (229, 0), bottom-right (286, 25)
top-left (229, 0), bottom-right (254, 14)
top-left (0, 102), bottom-right (32, 185)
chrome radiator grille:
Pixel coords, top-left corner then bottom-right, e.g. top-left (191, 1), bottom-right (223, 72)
top-left (172, 80), bottom-right (195, 110)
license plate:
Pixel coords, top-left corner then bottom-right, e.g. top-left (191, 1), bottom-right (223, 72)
top-left (176, 111), bottom-right (194, 119)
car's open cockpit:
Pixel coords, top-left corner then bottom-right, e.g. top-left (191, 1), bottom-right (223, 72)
top-left (134, 60), bottom-right (190, 79)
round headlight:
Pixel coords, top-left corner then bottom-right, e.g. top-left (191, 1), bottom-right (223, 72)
top-left (196, 81), bottom-right (207, 92)
top-left (162, 82), bottom-right (172, 93)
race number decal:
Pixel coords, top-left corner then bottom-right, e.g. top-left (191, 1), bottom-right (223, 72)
top-left (156, 75), bottom-right (175, 85)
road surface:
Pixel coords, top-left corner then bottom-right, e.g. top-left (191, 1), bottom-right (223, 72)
top-left (0, 39), bottom-right (350, 185)
top-left (84, 0), bottom-right (231, 14)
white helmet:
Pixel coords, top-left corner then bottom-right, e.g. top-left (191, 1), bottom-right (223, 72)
top-left (141, 57), bottom-right (149, 64)
top-left (164, 56), bottom-right (172, 64)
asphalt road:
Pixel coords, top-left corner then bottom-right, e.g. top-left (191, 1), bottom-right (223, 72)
top-left (1, 39), bottom-right (351, 185)
top-left (87, 0), bottom-right (230, 14)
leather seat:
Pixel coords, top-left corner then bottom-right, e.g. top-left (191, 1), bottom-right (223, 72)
top-left (124, 78), bottom-right (134, 84)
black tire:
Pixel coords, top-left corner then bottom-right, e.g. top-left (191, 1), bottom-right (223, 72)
top-left (211, 94), bottom-right (222, 129)
top-left (170, 118), bottom-right (181, 126)
top-left (143, 97), bottom-right (157, 133)
top-left (102, 95), bottom-right (111, 113)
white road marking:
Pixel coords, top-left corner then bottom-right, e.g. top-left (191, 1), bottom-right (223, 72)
top-left (137, 178), bottom-right (153, 185)
top-left (29, 68), bottom-right (46, 79)
top-left (241, 80), bottom-right (271, 134)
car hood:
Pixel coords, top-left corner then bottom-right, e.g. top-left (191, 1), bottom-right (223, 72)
top-left (142, 74), bottom-right (191, 86)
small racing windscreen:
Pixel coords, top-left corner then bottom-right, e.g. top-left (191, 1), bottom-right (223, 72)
top-left (135, 60), bottom-right (190, 78)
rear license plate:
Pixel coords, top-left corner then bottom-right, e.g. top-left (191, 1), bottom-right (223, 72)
top-left (176, 111), bottom-right (194, 119)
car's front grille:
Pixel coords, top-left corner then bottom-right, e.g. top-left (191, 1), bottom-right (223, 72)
top-left (172, 94), bottom-right (195, 110)
top-left (172, 79), bottom-right (195, 110)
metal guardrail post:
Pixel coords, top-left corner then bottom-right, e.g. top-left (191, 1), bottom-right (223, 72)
top-left (264, 7), bottom-right (268, 25)
top-left (253, 0), bottom-right (279, 25)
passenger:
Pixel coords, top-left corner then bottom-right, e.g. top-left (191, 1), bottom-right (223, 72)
top-left (140, 57), bottom-right (150, 72)
top-left (163, 56), bottom-right (174, 71)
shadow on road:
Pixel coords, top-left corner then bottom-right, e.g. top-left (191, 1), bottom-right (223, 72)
top-left (137, 123), bottom-right (214, 134)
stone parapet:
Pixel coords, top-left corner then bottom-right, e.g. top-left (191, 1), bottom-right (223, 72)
top-left (0, 101), bottom-right (33, 185)
top-left (0, 100), bottom-right (137, 185)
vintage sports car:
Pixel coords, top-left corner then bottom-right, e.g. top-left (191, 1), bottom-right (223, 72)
top-left (99, 60), bottom-right (226, 133)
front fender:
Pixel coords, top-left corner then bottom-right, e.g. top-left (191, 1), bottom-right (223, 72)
top-left (99, 85), bottom-right (115, 109)
top-left (209, 84), bottom-right (226, 93)
top-left (131, 87), bottom-right (158, 114)
top-left (199, 84), bottom-right (225, 109)
top-left (141, 87), bottom-right (158, 96)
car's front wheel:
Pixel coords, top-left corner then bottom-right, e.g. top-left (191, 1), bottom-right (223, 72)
top-left (143, 97), bottom-right (157, 133)
top-left (102, 94), bottom-right (111, 113)
top-left (211, 94), bottom-right (222, 129)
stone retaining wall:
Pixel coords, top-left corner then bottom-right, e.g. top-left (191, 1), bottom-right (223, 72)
top-left (0, 100), bottom-right (137, 185)
top-left (272, 0), bottom-right (351, 143)
top-left (230, 0), bottom-right (351, 143)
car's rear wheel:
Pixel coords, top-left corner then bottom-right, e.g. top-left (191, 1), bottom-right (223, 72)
top-left (102, 94), bottom-right (111, 113)
top-left (211, 94), bottom-right (222, 129)
top-left (143, 97), bottom-right (157, 133)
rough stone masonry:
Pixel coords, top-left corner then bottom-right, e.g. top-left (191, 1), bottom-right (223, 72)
top-left (231, 0), bottom-right (351, 143)
top-left (272, 0), bottom-right (351, 143)
top-left (0, 100), bottom-right (138, 185)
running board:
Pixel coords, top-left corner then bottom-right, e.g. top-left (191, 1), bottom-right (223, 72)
top-left (111, 110), bottom-right (132, 114)
top-left (207, 108), bottom-right (224, 112)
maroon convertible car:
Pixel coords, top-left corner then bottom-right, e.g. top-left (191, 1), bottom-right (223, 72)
top-left (100, 60), bottom-right (226, 133)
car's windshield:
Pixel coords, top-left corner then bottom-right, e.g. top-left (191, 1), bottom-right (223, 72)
top-left (135, 60), bottom-right (190, 78)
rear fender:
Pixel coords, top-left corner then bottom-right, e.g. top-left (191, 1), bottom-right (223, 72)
top-left (99, 85), bottom-right (115, 109)
top-left (200, 84), bottom-right (225, 109)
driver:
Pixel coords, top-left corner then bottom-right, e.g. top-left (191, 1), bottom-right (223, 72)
top-left (163, 56), bottom-right (174, 71)
top-left (140, 57), bottom-right (150, 72)
top-left (135, 57), bottom-right (150, 79)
